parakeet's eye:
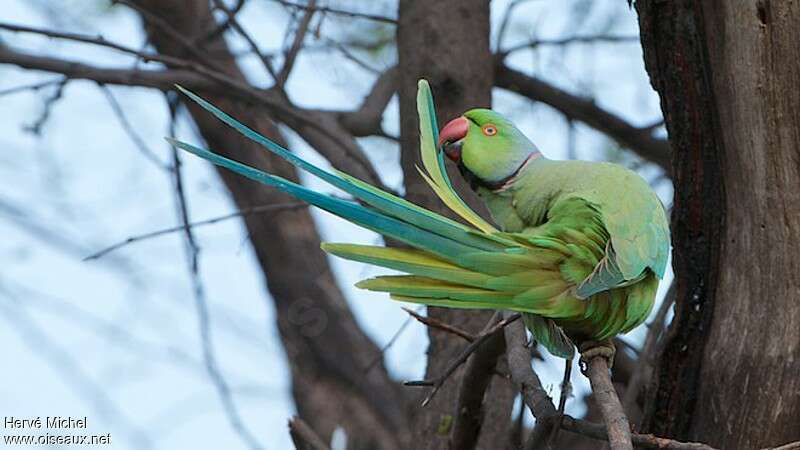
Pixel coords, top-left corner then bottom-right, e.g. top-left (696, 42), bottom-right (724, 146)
top-left (482, 124), bottom-right (498, 136)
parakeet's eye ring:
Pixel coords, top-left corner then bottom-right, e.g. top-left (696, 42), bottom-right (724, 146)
top-left (482, 124), bottom-right (498, 136)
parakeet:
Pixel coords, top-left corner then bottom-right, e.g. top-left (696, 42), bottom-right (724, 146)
top-left (168, 80), bottom-right (669, 360)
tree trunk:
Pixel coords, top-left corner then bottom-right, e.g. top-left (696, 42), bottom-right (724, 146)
top-left (397, 1), bottom-right (515, 449)
top-left (131, 1), bottom-right (409, 449)
top-left (637, 2), bottom-right (800, 448)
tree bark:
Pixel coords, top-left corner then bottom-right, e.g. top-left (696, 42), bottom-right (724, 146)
top-left (131, 1), bottom-right (409, 449)
top-left (637, 2), bottom-right (800, 448)
top-left (397, 1), bottom-right (515, 449)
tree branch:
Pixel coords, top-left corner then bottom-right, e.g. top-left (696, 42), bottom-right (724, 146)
top-left (584, 356), bottom-right (633, 450)
top-left (275, 0), bottom-right (316, 87)
top-left (337, 67), bottom-right (397, 137)
top-left (449, 316), bottom-right (508, 450)
top-left (503, 314), bottom-right (716, 450)
top-left (270, 0), bottom-right (396, 24)
top-left (500, 34), bottom-right (640, 56)
top-left (84, 202), bottom-right (306, 261)
top-left (494, 59), bottom-right (671, 173)
top-left (0, 43), bottom-right (388, 190)
top-left (209, 0), bottom-right (278, 80)
top-left (288, 416), bottom-right (331, 450)
top-left (405, 313), bottom-right (520, 406)
top-left (402, 306), bottom-right (476, 342)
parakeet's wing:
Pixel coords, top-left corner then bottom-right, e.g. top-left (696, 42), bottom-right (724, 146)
top-left (586, 171), bottom-right (671, 281)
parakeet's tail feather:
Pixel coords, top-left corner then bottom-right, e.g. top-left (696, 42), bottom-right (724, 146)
top-left (522, 313), bottom-right (575, 359)
top-left (173, 85), bottom-right (508, 254)
top-left (415, 81), bottom-right (497, 234)
top-left (169, 139), bottom-right (479, 261)
top-left (321, 243), bottom-right (491, 288)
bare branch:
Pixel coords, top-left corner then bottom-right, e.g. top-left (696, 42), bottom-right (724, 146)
top-left (24, 77), bottom-right (66, 135)
top-left (501, 34), bottom-right (640, 56)
top-left (450, 315), bottom-right (508, 450)
top-left (100, 84), bottom-right (170, 170)
top-left (0, 44), bottom-right (388, 189)
top-left (503, 313), bottom-right (714, 450)
top-left (84, 202), bottom-right (306, 261)
top-left (0, 43), bottom-right (212, 88)
top-left (337, 67), bottom-right (398, 137)
top-left (402, 307), bottom-right (476, 342)
top-left (276, 0), bottom-right (316, 87)
top-left (288, 416), bottom-right (331, 450)
top-left (404, 313), bottom-right (520, 406)
top-left (270, 0), bottom-right (396, 24)
top-left (114, 0), bottom-right (225, 71)
top-left (0, 21), bottom-right (192, 68)
top-left (584, 355), bottom-right (633, 450)
top-left (362, 307), bottom-right (418, 374)
top-left (494, 59), bottom-right (671, 173)
top-left (495, 0), bottom-right (531, 51)
top-left (0, 76), bottom-right (65, 96)
top-left (210, 0), bottom-right (278, 80)
top-left (171, 149), bottom-right (265, 450)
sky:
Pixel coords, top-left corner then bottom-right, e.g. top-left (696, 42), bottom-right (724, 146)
top-left (0, 1), bottom-right (671, 449)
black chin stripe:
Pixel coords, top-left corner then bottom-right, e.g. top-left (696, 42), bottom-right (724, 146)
top-left (457, 161), bottom-right (523, 192)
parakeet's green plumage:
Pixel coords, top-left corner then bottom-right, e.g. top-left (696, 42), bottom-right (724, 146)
top-left (169, 80), bottom-right (670, 359)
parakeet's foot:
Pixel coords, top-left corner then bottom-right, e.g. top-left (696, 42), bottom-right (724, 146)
top-left (578, 340), bottom-right (616, 374)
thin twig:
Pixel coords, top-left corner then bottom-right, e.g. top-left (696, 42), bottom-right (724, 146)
top-left (270, 0), bottom-right (396, 24)
top-left (24, 77), bottom-right (66, 135)
top-left (0, 21), bottom-right (190, 68)
top-left (201, 0), bottom-right (247, 44)
top-left (0, 77), bottom-right (65, 96)
top-left (171, 148), bottom-right (264, 450)
top-left (288, 416), bottom-right (331, 450)
top-left (99, 84), bottom-right (170, 170)
top-left (495, 0), bottom-right (530, 51)
top-left (362, 307), bottom-right (420, 374)
top-left (449, 313), bottom-right (509, 450)
top-left (501, 34), bottom-right (640, 56)
top-left (210, 0), bottom-right (278, 80)
top-left (83, 202), bottom-right (306, 261)
top-left (113, 0), bottom-right (226, 72)
top-left (402, 307), bottom-right (475, 342)
top-left (548, 357), bottom-right (573, 446)
top-left (276, 0), bottom-right (316, 87)
top-left (404, 312), bottom-right (521, 406)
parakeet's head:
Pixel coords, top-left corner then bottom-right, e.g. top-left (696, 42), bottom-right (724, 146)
top-left (438, 109), bottom-right (540, 190)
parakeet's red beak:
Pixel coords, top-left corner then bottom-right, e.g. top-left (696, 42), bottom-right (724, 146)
top-left (438, 116), bottom-right (469, 162)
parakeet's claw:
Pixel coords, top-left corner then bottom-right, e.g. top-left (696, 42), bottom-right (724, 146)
top-left (578, 340), bottom-right (616, 375)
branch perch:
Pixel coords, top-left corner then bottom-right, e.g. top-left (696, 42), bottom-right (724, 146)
top-left (585, 355), bottom-right (633, 450)
top-left (404, 312), bottom-right (520, 406)
top-left (503, 314), bottom-right (717, 450)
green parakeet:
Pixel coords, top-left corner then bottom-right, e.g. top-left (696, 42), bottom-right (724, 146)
top-left (168, 80), bottom-right (669, 359)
